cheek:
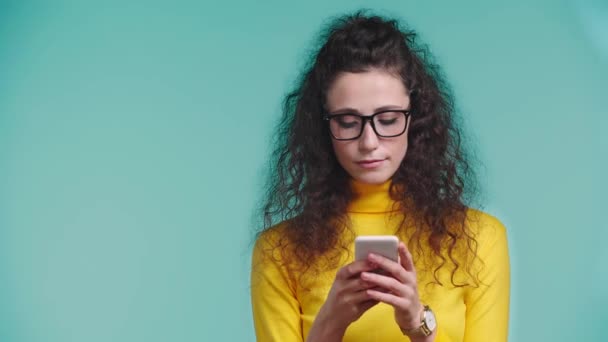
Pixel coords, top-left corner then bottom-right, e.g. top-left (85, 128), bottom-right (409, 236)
top-left (331, 140), bottom-right (352, 164)
top-left (391, 137), bottom-right (409, 163)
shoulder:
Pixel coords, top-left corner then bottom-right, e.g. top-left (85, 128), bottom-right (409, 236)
top-left (463, 208), bottom-right (510, 276)
top-left (254, 221), bottom-right (290, 249)
top-left (464, 208), bottom-right (508, 248)
top-left (251, 220), bottom-right (307, 296)
top-left (252, 220), bottom-right (293, 265)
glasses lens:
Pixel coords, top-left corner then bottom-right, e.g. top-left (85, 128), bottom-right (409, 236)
top-left (373, 111), bottom-right (407, 137)
top-left (329, 114), bottom-right (362, 140)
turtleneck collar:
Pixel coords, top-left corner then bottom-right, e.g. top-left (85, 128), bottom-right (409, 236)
top-left (347, 178), bottom-right (400, 213)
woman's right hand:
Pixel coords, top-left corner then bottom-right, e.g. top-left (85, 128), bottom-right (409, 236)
top-left (306, 259), bottom-right (381, 342)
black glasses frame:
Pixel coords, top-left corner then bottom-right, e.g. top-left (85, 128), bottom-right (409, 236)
top-left (323, 109), bottom-right (411, 141)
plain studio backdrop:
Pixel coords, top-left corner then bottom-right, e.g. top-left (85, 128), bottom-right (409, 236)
top-left (0, 0), bottom-right (606, 341)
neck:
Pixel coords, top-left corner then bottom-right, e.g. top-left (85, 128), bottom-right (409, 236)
top-left (347, 178), bottom-right (400, 213)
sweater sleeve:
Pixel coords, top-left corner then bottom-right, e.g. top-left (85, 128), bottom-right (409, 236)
top-left (463, 213), bottom-right (511, 341)
top-left (250, 232), bottom-right (303, 342)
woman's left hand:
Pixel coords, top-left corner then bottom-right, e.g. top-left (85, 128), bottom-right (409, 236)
top-left (360, 241), bottom-right (424, 334)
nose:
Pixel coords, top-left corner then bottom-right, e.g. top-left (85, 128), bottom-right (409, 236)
top-left (358, 120), bottom-right (379, 151)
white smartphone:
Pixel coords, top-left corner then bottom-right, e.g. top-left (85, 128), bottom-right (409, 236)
top-left (355, 235), bottom-right (399, 262)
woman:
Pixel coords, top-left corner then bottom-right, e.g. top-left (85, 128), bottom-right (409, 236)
top-left (251, 11), bottom-right (510, 342)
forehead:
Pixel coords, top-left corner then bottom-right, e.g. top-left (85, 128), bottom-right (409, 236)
top-left (326, 69), bottom-right (410, 112)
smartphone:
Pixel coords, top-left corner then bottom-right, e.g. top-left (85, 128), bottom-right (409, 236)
top-left (355, 235), bottom-right (399, 263)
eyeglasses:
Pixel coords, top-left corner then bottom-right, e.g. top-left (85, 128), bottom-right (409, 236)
top-left (323, 109), bottom-right (410, 141)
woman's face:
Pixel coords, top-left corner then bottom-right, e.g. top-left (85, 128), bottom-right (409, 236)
top-left (325, 68), bottom-right (411, 185)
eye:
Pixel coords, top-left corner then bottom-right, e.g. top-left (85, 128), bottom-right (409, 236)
top-left (335, 115), bottom-right (360, 128)
top-left (378, 118), bottom-right (397, 125)
top-left (338, 121), bottom-right (358, 128)
top-left (376, 111), bottom-right (402, 125)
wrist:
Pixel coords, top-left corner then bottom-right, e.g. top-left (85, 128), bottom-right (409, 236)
top-left (307, 311), bottom-right (347, 342)
top-left (399, 305), bottom-right (437, 339)
top-left (399, 303), bottom-right (425, 331)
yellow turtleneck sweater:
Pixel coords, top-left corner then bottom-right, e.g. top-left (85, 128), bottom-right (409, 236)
top-left (251, 180), bottom-right (510, 341)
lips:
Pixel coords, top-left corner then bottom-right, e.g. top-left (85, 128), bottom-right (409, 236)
top-left (356, 159), bottom-right (386, 169)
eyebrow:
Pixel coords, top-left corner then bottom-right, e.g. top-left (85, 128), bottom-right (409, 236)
top-left (329, 105), bottom-right (407, 115)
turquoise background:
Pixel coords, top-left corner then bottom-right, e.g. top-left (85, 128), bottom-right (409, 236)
top-left (0, 0), bottom-right (606, 341)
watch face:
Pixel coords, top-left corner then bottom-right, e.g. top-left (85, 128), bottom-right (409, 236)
top-left (425, 309), bottom-right (437, 331)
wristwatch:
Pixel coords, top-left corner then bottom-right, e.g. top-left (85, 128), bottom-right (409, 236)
top-left (400, 305), bottom-right (437, 337)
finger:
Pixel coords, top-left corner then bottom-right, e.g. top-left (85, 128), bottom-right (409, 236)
top-left (367, 252), bottom-right (408, 283)
top-left (344, 275), bottom-right (379, 292)
top-left (398, 242), bottom-right (416, 273)
top-left (366, 288), bottom-right (409, 309)
top-left (361, 271), bottom-right (413, 296)
top-left (368, 285), bottom-right (390, 293)
top-left (338, 259), bottom-right (379, 280)
top-left (343, 287), bottom-right (378, 305)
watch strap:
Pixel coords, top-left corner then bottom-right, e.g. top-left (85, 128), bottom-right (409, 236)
top-left (400, 305), bottom-right (433, 337)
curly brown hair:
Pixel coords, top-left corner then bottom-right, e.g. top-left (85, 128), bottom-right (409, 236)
top-left (257, 11), bottom-right (481, 287)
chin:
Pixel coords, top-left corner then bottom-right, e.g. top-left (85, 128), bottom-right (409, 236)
top-left (353, 172), bottom-right (392, 185)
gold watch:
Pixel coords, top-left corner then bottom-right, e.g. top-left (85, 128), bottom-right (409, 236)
top-left (400, 305), bottom-right (437, 337)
